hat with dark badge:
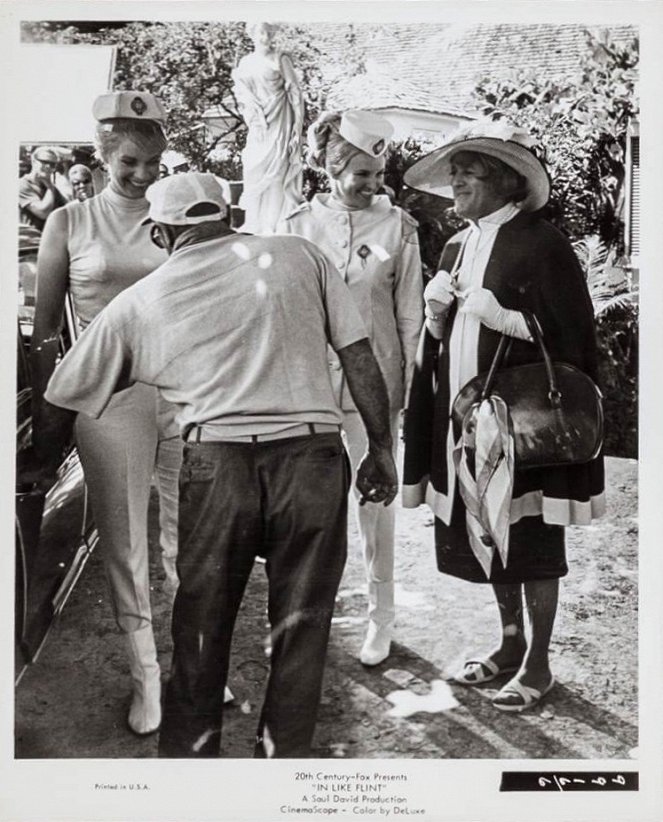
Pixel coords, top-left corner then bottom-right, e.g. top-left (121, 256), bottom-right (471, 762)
top-left (92, 91), bottom-right (167, 125)
top-left (339, 110), bottom-right (394, 157)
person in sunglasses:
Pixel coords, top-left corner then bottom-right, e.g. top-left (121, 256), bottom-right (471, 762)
top-left (30, 91), bottom-right (184, 738)
top-left (19, 146), bottom-right (67, 232)
top-left (38, 171), bottom-right (398, 758)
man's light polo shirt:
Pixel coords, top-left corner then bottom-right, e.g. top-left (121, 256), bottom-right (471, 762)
top-left (45, 233), bottom-right (368, 437)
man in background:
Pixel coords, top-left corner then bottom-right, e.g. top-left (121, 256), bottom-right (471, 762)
top-left (68, 164), bottom-right (95, 202)
top-left (19, 146), bottom-right (67, 232)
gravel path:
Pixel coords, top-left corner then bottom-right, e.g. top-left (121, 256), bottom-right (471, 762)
top-left (15, 457), bottom-right (637, 761)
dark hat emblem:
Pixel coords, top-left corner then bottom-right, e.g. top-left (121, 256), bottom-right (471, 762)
top-left (372, 139), bottom-right (385, 155)
top-left (130, 96), bottom-right (147, 116)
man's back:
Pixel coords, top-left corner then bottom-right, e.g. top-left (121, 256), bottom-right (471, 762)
top-left (47, 232), bottom-right (366, 437)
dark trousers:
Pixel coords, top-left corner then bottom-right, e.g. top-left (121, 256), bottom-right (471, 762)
top-left (158, 433), bottom-right (350, 758)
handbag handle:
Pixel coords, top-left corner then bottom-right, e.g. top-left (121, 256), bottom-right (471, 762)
top-left (480, 312), bottom-right (562, 409)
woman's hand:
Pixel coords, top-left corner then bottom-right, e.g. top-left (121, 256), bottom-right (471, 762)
top-left (458, 287), bottom-right (532, 341)
top-left (457, 287), bottom-right (506, 329)
top-left (424, 269), bottom-right (455, 319)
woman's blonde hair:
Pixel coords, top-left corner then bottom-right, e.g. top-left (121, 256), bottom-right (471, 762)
top-left (305, 111), bottom-right (364, 179)
top-left (94, 118), bottom-right (168, 164)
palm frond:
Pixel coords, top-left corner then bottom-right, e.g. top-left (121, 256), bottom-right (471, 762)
top-left (574, 234), bottom-right (609, 282)
top-left (573, 235), bottom-right (638, 316)
top-left (593, 291), bottom-right (639, 316)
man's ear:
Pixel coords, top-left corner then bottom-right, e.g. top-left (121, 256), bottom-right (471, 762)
top-left (160, 224), bottom-right (177, 253)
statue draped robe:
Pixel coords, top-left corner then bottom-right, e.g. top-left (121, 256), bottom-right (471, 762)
top-left (233, 51), bottom-right (303, 233)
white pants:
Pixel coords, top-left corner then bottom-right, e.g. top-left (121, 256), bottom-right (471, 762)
top-left (342, 409), bottom-right (401, 584)
top-left (75, 383), bottom-right (182, 634)
top-left (154, 435), bottom-right (182, 573)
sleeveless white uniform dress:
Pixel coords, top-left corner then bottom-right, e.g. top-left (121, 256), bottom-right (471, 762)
top-left (66, 186), bottom-right (182, 632)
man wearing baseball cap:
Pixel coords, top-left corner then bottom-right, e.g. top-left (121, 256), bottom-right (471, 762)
top-left (40, 171), bottom-right (398, 758)
top-left (19, 146), bottom-right (67, 232)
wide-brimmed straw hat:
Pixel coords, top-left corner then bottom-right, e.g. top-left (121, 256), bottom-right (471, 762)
top-left (403, 119), bottom-right (550, 212)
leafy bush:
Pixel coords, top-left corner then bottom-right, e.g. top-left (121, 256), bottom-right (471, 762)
top-left (574, 235), bottom-right (638, 458)
top-left (472, 28), bottom-right (638, 249)
top-left (594, 308), bottom-right (638, 458)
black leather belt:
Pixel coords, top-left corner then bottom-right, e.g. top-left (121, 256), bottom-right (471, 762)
top-left (184, 422), bottom-right (341, 444)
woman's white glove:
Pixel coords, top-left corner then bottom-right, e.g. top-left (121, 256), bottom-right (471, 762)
top-left (424, 270), bottom-right (455, 319)
top-left (458, 287), bottom-right (532, 341)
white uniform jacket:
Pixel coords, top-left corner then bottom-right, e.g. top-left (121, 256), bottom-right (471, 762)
top-left (278, 193), bottom-right (423, 411)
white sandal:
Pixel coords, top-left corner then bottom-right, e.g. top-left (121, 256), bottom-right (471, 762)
top-left (492, 676), bottom-right (555, 713)
top-left (453, 658), bottom-right (519, 685)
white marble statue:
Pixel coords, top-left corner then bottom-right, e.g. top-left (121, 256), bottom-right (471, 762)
top-left (233, 22), bottom-right (304, 233)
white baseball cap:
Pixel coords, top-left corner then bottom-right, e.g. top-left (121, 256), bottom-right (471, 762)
top-left (339, 110), bottom-right (394, 157)
top-left (142, 173), bottom-right (229, 226)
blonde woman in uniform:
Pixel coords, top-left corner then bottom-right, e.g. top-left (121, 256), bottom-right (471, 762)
top-left (31, 91), bottom-right (182, 736)
top-left (278, 110), bottom-right (423, 665)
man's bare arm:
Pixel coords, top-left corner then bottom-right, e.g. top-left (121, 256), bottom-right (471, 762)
top-left (336, 338), bottom-right (398, 506)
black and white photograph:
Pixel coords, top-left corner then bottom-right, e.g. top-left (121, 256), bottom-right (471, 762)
top-left (1, 1), bottom-right (662, 820)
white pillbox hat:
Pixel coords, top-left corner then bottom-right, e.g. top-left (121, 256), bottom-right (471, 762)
top-left (93, 91), bottom-right (167, 124)
top-left (142, 173), bottom-right (229, 226)
top-left (338, 110), bottom-right (394, 157)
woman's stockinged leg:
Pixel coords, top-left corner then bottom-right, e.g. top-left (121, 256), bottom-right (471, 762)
top-left (454, 582), bottom-right (526, 683)
top-left (490, 583), bottom-right (528, 668)
top-left (490, 578), bottom-right (559, 710)
top-left (519, 578), bottom-right (559, 690)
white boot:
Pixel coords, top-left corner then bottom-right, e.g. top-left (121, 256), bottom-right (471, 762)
top-left (359, 581), bottom-right (395, 666)
top-left (125, 625), bottom-right (161, 735)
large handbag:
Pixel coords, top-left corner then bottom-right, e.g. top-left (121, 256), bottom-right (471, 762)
top-left (451, 313), bottom-right (603, 469)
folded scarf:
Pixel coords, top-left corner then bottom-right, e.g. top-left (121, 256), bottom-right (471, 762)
top-left (453, 396), bottom-right (515, 578)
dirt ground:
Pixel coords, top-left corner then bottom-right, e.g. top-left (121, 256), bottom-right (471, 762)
top-left (14, 456), bottom-right (638, 760)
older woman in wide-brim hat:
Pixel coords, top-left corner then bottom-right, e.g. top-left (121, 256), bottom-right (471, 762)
top-left (402, 120), bottom-right (605, 712)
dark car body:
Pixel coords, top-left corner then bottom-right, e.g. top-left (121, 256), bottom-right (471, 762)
top-left (15, 228), bottom-right (98, 685)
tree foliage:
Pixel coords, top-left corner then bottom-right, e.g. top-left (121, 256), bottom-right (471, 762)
top-left (21, 20), bottom-right (368, 176)
top-left (472, 28), bottom-right (638, 248)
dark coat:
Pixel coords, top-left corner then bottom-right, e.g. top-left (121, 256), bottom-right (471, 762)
top-left (403, 210), bottom-right (605, 522)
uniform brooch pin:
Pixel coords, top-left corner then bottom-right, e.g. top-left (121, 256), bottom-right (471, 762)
top-left (357, 245), bottom-right (371, 267)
